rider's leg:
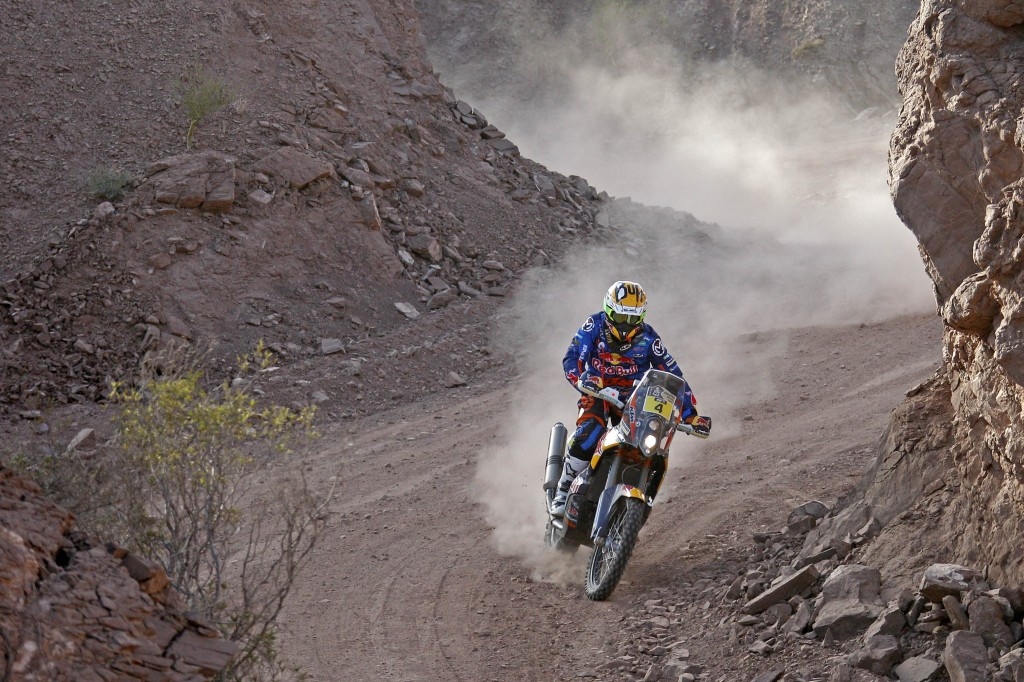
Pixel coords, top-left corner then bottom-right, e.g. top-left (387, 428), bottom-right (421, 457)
top-left (550, 398), bottom-right (606, 517)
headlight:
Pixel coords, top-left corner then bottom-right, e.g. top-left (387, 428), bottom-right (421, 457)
top-left (643, 434), bottom-right (658, 450)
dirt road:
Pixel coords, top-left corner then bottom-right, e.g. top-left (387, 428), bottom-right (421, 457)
top-left (276, 312), bottom-right (941, 681)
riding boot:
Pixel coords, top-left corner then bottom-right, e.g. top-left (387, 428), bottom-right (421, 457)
top-left (549, 455), bottom-right (590, 517)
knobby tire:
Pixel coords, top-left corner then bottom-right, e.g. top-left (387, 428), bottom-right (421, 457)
top-left (585, 497), bottom-right (645, 601)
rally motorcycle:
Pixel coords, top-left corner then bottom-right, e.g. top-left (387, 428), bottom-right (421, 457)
top-left (543, 368), bottom-right (710, 601)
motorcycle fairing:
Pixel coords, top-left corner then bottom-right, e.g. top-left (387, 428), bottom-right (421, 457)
top-left (591, 483), bottom-right (646, 542)
top-left (593, 426), bottom-right (624, 468)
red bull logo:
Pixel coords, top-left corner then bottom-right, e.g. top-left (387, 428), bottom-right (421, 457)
top-left (593, 351), bottom-right (638, 377)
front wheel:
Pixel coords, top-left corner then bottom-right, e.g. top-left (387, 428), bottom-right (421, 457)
top-left (585, 497), bottom-right (645, 601)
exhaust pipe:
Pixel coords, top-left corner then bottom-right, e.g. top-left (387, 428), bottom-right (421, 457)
top-left (543, 422), bottom-right (568, 490)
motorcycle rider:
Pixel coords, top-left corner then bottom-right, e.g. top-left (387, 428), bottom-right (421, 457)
top-left (550, 280), bottom-right (706, 518)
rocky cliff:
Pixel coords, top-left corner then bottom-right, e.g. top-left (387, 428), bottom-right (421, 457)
top-left (0, 467), bottom-right (237, 680)
top-left (879, 0), bottom-right (1024, 584)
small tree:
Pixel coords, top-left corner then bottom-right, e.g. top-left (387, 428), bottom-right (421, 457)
top-left (108, 345), bottom-right (326, 680)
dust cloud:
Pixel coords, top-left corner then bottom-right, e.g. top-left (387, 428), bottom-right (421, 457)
top-left (462, 9), bottom-right (935, 578)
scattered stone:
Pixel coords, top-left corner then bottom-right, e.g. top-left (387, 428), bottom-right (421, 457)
top-left (397, 249), bottom-right (415, 267)
top-left (149, 253), bottom-right (173, 270)
top-left (359, 195), bottom-right (382, 230)
top-left (427, 288), bottom-right (458, 310)
top-left (893, 655), bottom-right (942, 682)
top-left (339, 165), bottom-right (373, 188)
top-left (864, 605), bottom-right (907, 640)
top-left (998, 650), bottom-right (1024, 681)
top-left (444, 371), bottom-right (466, 388)
top-left (942, 594), bottom-right (970, 631)
top-left (848, 635), bottom-right (901, 676)
top-left (750, 671), bottom-right (783, 682)
top-left (400, 178), bottom-right (425, 197)
top-left (486, 137), bottom-right (519, 154)
top-left (320, 338), bottom-right (345, 355)
top-left (407, 234), bottom-right (441, 262)
top-left (785, 600), bottom-right (813, 634)
top-left (94, 202), bottom-right (116, 220)
top-left (394, 302), bottom-right (419, 319)
top-left (795, 500), bottom-right (831, 519)
top-left (249, 188), bottom-right (274, 205)
top-left (65, 428), bottom-right (97, 454)
top-left (743, 565), bottom-right (819, 614)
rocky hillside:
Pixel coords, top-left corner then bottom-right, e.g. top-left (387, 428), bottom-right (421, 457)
top-left (0, 0), bottom-right (610, 412)
top-left (0, 0), bottom-right (615, 676)
top-left (874, 0), bottom-right (1024, 587)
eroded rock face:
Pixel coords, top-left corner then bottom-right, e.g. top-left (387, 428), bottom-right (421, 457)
top-left (889, 0), bottom-right (1024, 585)
top-left (0, 467), bottom-right (236, 680)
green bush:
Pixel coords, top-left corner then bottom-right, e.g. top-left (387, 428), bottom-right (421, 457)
top-left (85, 166), bottom-right (134, 201)
top-left (178, 65), bottom-right (233, 149)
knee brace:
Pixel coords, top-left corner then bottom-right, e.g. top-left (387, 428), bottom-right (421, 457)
top-left (568, 419), bottom-right (604, 461)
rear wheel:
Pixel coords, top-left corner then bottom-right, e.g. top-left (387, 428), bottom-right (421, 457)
top-left (544, 517), bottom-right (578, 555)
top-left (585, 497), bottom-right (645, 601)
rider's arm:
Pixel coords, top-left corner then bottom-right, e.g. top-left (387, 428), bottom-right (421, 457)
top-left (562, 316), bottom-right (599, 386)
top-left (646, 328), bottom-right (683, 378)
top-left (646, 327), bottom-right (696, 419)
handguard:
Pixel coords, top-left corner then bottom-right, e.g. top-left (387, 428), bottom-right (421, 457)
top-left (576, 373), bottom-right (625, 409)
top-left (681, 415), bottom-right (712, 439)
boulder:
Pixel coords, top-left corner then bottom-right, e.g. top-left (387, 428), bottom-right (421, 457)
top-left (848, 635), bottom-right (902, 676)
top-left (147, 151), bottom-right (236, 212)
top-left (967, 595), bottom-right (1014, 648)
top-left (893, 655), bottom-right (942, 682)
top-left (863, 605), bottom-right (906, 640)
top-left (813, 565), bottom-right (885, 640)
top-left (920, 564), bottom-right (984, 602)
top-left (742, 565), bottom-right (819, 615)
top-left (254, 147), bottom-right (334, 189)
top-left (942, 630), bottom-right (990, 682)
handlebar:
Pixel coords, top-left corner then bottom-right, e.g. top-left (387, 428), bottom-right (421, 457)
top-left (577, 382), bottom-right (625, 410)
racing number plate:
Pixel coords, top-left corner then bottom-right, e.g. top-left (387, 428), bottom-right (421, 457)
top-left (642, 386), bottom-right (674, 417)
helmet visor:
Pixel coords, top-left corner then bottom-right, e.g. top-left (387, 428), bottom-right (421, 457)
top-left (607, 310), bottom-right (644, 326)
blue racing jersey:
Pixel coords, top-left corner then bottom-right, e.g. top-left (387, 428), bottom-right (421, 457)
top-left (562, 311), bottom-right (697, 420)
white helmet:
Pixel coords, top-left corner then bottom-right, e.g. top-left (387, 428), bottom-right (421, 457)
top-left (603, 280), bottom-right (647, 344)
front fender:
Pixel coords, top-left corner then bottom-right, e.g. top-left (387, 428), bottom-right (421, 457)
top-left (592, 484), bottom-right (647, 542)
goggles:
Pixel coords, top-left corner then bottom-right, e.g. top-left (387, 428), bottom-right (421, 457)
top-left (606, 310), bottom-right (644, 326)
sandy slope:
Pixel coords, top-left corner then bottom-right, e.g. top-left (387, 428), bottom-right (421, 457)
top-left (275, 312), bottom-right (942, 681)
